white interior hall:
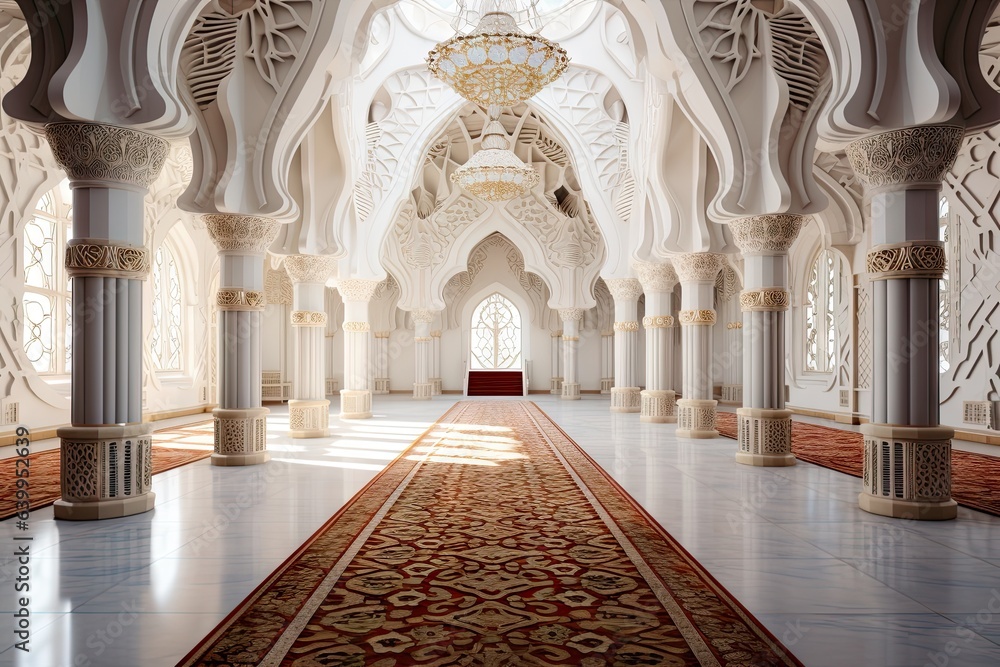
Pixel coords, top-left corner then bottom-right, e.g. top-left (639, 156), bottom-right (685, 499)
top-left (1, 0), bottom-right (1000, 665)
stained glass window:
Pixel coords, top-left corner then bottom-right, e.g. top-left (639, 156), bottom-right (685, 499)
top-left (22, 180), bottom-right (72, 374)
top-left (939, 196), bottom-right (951, 373)
top-left (805, 249), bottom-right (836, 373)
top-left (151, 241), bottom-right (183, 371)
top-left (470, 293), bottom-right (522, 369)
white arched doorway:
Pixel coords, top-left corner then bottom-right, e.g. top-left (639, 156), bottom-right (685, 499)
top-left (463, 288), bottom-right (528, 397)
top-left (470, 292), bottom-right (523, 370)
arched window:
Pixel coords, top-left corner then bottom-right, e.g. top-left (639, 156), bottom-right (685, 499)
top-left (939, 196), bottom-right (951, 373)
top-left (22, 180), bottom-right (72, 374)
top-left (151, 239), bottom-right (183, 371)
top-left (470, 293), bottom-right (522, 369)
top-left (805, 249), bottom-right (836, 373)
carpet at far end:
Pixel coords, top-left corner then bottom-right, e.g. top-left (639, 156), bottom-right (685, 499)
top-left (180, 401), bottom-right (801, 667)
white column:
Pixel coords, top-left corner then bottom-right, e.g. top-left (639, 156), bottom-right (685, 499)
top-left (373, 332), bottom-right (390, 394)
top-left (600, 332), bottom-right (614, 393)
top-left (674, 253), bottom-right (724, 438)
top-left (46, 123), bottom-right (168, 520)
top-left (430, 329), bottom-right (442, 395)
top-left (729, 216), bottom-right (802, 466)
top-left (635, 261), bottom-right (679, 423)
top-left (549, 330), bottom-right (563, 394)
top-left (605, 278), bottom-right (643, 413)
top-left (559, 308), bottom-right (584, 400)
top-left (337, 279), bottom-right (379, 419)
top-left (284, 255), bottom-right (335, 438)
top-left (411, 309), bottom-right (436, 400)
top-left (721, 316), bottom-right (744, 405)
top-left (205, 215), bottom-right (281, 465)
top-left (846, 125), bottom-right (964, 520)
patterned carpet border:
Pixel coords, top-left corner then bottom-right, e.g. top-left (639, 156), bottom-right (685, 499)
top-left (715, 411), bottom-right (1000, 518)
top-left (1, 420), bottom-right (215, 521)
top-left (531, 403), bottom-right (802, 666)
top-left (179, 402), bottom-right (803, 667)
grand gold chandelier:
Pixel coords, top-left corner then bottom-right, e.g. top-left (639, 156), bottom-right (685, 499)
top-left (451, 105), bottom-right (540, 202)
top-left (426, 10), bottom-right (569, 108)
top-left (429, 3), bottom-right (567, 201)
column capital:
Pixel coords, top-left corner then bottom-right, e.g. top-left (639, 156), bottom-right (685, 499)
top-left (336, 278), bottom-right (381, 302)
top-left (283, 254), bottom-right (337, 284)
top-left (558, 308), bottom-right (585, 323)
top-left (672, 253), bottom-right (725, 283)
top-left (44, 122), bottom-right (169, 191)
top-left (410, 309), bottom-right (438, 324)
top-left (66, 240), bottom-right (150, 279)
top-left (845, 124), bottom-right (964, 193)
top-left (204, 214), bottom-right (281, 255)
top-left (729, 215), bottom-right (804, 255)
top-left (632, 260), bottom-right (678, 293)
top-left (605, 277), bottom-right (643, 302)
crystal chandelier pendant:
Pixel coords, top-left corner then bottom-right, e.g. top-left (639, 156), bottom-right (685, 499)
top-left (451, 105), bottom-right (539, 202)
top-left (427, 10), bottom-right (569, 107)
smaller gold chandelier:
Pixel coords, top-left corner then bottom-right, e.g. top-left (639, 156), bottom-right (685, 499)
top-left (427, 11), bottom-right (569, 107)
top-left (451, 106), bottom-right (539, 202)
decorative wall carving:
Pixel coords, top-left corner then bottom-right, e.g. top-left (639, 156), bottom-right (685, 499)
top-left (204, 214), bottom-right (281, 254)
top-left (846, 126), bottom-right (965, 190)
top-left (506, 196), bottom-right (601, 269)
top-left (264, 261), bottom-right (293, 305)
top-left (44, 123), bottom-right (169, 189)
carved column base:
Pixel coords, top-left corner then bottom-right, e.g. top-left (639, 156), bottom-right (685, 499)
top-left (550, 377), bottom-right (564, 394)
top-left (640, 390), bottom-right (676, 424)
top-left (735, 408), bottom-right (795, 467)
top-left (676, 399), bottom-right (718, 439)
top-left (212, 407), bottom-right (270, 466)
top-left (289, 399), bottom-right (330, 439)
top-left (561, 382), bottom-right (580, 400)
top-left (859, 424), bottom-right (957, 520)
top-left (720, 384), bottom-right (743, 406)
top-left (431, 378), bottom-right (442, 395)
top-left (413, 383), bottom-right (434, 400)
top-left (611, 386), bottom-right (641, 413)
top-left (601, 378), bottom-right (614, 394)
top-left (374, 378), bottom-right (390, 394)
top-left (54, 424), bottom-right (155, 521)
top-left (340, 389), bottom-right (372, 419)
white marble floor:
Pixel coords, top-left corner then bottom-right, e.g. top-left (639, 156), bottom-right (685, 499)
top-left (1, 395), bottom-right (999, 666)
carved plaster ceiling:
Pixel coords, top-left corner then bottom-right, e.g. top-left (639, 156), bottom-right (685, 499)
top-left (389, 102), bottom-right (604, 272)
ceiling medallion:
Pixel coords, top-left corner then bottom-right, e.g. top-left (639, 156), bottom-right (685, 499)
top-left (451, 105), bottom-right (539, 202)
top-left (427, 10), bottom-right (569, 108)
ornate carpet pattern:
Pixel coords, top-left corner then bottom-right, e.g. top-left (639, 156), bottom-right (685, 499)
top-left (716, 411), bottom-right (1000, 517)
top-left (0, 420), bottom-right (214, 521)
top-left (180, 401), bottom-right (801, 667)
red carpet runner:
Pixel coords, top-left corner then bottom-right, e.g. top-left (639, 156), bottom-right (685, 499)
top-left (0, 420), bottom-right (214, 521)
top-left (467, 369), bottom-right (524, 396)
top-left (180, 401), bottom-right (801, 667)
top-left (716, 411), bottom-right (1000, 517)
